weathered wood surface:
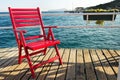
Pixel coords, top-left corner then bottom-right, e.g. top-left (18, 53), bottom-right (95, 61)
top-left (0, 47), bottom-right (119, 80)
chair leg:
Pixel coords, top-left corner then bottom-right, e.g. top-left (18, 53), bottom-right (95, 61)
top-left (54, 45), bottom-right (62, 65)
top-left (43, 48), bottom-right (47, 55)
top-left (18, 46), bottom-right (22, 64)
top-left (25, 49), bottom-right (35, 78)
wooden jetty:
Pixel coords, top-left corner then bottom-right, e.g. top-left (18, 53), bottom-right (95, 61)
top-left (0, 47), bottom-right (119, 80)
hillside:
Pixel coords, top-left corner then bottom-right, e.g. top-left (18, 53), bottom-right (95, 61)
top-left (86, 0), bottom-right (120, 9)
top-left (65, 0), bottom-right (120, 13)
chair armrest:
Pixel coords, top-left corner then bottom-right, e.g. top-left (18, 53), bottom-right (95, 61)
top-left (45, 26), bottom-right (57, 40)
top-left (44, 26), bottom-right (58, 28)
top-left (44, 26), bottom-right (58, 40)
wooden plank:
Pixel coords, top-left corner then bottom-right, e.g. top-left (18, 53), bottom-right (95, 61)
top-left (0, 47), bottom-right (12, 53)
top-left (3, 48), bottom-right (30, 80)
top-left (0, 48), bottom-right (18, 70)
top-left (65, 49), bottom-right (76, 80)
top-left (17, 54), bottom-right (45, 80)
top-left (115, 50), bottom-right (120, 56)
top-left (31, 48), bottom-right (53, 80)
top-left (0, 47), bottom-right (17, 60)
top-left (37, 48), bottom-right (56, 80)
top-left (0, 54), bottom-right (17, 70)
top-left (0, 48), bottom-right (13, 57)
top-left (109, 50), bottom-right (119, 62)
top-left (90, 49), bottom-right (107, 80)
top-left (8, 62), bottom-right (28, 80)
top-left (45, 48), bottom-right (64, 80)
top-left (2, 47), bottom-right (23, 80)
top-left (0, 60), bottom-right (18, 80)
top-left (83, 49), bottom-right (97, 80)
top-left (0, 48), bottom-right (8, 53)
top-left (55, 48), bottom-right (70, 80)
top-left (1, 47), bottom-right (18, 53)
top-left (0, 49), bottom-right (18, 80)
top-left (96, 49), bottom-right (116, 80)
top-left (19, 48), bottom-right (52, 80)
top-left (5, 49), bottom-right (49, 80)
top-left (0, 48), bottom-right (119, 80)
top-left (0, 48), bottom-right (9, 58)
top-left (76, 49), bottom-right (85, 80)
top-left (0, 51), bottom-right (18, 68)
top-left (2, 49), bottom-right (36, 79)
top-left (102, 50), bottom-right (118, 77)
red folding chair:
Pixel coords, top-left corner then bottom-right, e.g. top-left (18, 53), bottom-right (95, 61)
top-left (8, 7), bottom-right (62, 78)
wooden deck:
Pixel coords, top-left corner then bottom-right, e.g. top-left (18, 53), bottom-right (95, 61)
top-left (0, 47), bottom-right (120, 80)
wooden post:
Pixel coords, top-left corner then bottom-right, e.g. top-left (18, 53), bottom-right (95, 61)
top-left (86, 14), bottom-right (89, 25)
top-left (112, 13), bottom-right (115, 26)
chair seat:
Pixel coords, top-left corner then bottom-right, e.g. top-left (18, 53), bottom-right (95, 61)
top-left (27, 40), bottom-right (60, 50)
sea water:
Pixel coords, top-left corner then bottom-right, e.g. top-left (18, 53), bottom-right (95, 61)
top-left (0, 12), bottom-right (120, 49)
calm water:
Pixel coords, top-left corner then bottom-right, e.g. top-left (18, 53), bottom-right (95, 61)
top-left (0, 12), bottom-right (120, 49)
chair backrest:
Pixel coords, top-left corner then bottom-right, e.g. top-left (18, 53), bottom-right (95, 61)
top-left (8, 7), bottom-right (46, 44)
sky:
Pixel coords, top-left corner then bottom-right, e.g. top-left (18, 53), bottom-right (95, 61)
top-left (0, 0), bottom-right (114, 12)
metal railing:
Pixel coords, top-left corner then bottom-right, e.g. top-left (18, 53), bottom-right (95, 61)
top-left (1, 12), bottom-right (120, 16)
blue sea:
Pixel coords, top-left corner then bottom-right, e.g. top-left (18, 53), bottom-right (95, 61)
top-left (0, 11), bottom-right (120, 50)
